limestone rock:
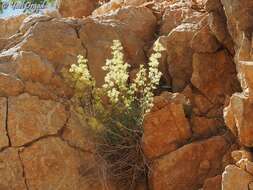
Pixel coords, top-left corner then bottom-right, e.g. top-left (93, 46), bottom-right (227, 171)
top-left (191, 50), bottom-right (240, 106)
top-left (204, 0), bottom-right (223, 12)
top-left (19, 137), bottom-right (102, 190)
top-left (160, 2), bottom-right (204, 35)
top-left (14, 51), bottom-right (54, 84)
top-left (222, 165), bottom-right (253, 190)
top-left (62, 108), bottom-right (95, 152)
top-left (150, 136), bottom-right (230, 190)
top-left (203, 175), bottom-right (222, 190)
top-left (8, 94), bottom-right (68, 146)
top-left (92, 0), bottom-right (148, 16)
top-left (20, 19), bottom-right (86, 68)
top-left (224, 93), bottom-right (253, 147)
top-left (208, 11), bottom-right (234, 55)
top-left (99, 6), bottom-right (156, 42)
top-left (0, 148), bottom-right (27, 190)
top-left (0, 14), bottom-right (27, 39)
top-left (57, 0), bottom-right (98, 18)
top-left (80, 7), bottom-right (156, 85)
top-left (0, 73), bottom-right (24, 97)
top-left (0, 98), bottom-right (9, 149)
top-left (166, 23), bottom-right (198, 91)
top-left (142, 92), bottom-right (192, 159)
top-left (191, 116), bottom-right (224, 138)
top-left (191, 25), bottom-right (221, 53)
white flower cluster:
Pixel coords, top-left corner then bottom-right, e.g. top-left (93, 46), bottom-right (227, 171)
top-left (69, 40), bottom-right (165, 121)
top-left (102, 40), bottom-right (132, 106)
top-left (69, 55), bottom-right (94, 90)
top-left (139, 41), bottom-right (165, 114)
top-left (103, 40), bottom-right (165, 116)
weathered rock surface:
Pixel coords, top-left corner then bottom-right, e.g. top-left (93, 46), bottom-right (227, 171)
top-left (0, 14), bottom-right (27, 39)
top-left (92, 0), bottom-right (148, 16)
top-left (191, 50), bottom-right (239, 106)
top-left (8, 93), bottom-right (68, 147)
top-left (80, 6), bottom-right (156, 85)
top-left (0, 0), bottom-right (252, 189)
top-left (0, 98), bottom-right (9, 150)
top-left (62, 108), bottom-right (95, 152)
top-left (142, 92), bottom-right (192, 159)
top-left (222, 165), bottom-right (253, 190)
top-left (19, 137), bottom-right (101, 190)
top-left (57, 0), bottom-right (98, 18)
top-left (203, 175), bottom-right (222, 190)
top-left (0, 148), bottom-right (27, 190)
top-left (150, 136), bottom-right (230, 190)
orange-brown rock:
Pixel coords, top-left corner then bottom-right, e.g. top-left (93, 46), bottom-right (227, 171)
top-left (166, 23), bottom-right (198, 91)
top-left (98, 6), bottom-right (156, 42)
top-left (0, 98), bottom-right (9, 149)
top-left (224, 93), bottom-right (253, 147)
top-left (62, 108), bottom-right (95, 152)
top-left (222, 165), bottom-right (253, 190)
top-left (20, 19), bottom-right (86, 69)
top-left (203, 175), bottom-right (222, 190)
top-left (204, 0), bottom-right (223, 12)
top-left (57, 0), bottom-right (98, 18)
top-left (15, 51), bottom-right (54, 84)
top-left (80, 6), bottom-right (156, 85)
top-left (191, 50), bottom-right (240, 106)
top-left (92, 0), bottom-right (148, 16)
top-left (19, 137), bottom-right (103, 190)
top-left (160, 1), bottom-right (203, 35)
top-left (191, 25), bottom-right (221, 53)
top-left (191, 116), bottom-right (223, 138)
top-left (0, 73), bottom-right (24, 96)
top-left (142, 93), bottom-right (192, 159)
top-left (208, 8), bottom-right (234, 54)
top-left (0, 148), bottom-right (27, 190)
top-left (150, 136), bottom-right (230, 190)
top-left (0, 14), bottom-right (27, 39)
top-left (8, 93), bottom-right (68, 146)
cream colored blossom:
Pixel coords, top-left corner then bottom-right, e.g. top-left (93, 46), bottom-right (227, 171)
top-left (69, 39), bottom-right (165, 124)
top-left (102, 40), bottom-right (131, 105)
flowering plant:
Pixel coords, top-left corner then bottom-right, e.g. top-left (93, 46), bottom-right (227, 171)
top-left (69, 39), bottom-right (165, 189)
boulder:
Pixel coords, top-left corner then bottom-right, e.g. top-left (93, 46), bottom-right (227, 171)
top-left (92, 0), bottom-right (148, 16)
top-left (222, 165), bottom-right (253, 190)
top-left (191, 50), bottom-right (240, 106)
top-left (19, 19), bottom-right (86, 69)
top-left (191, 116), bottom-right (224, 138)
top-left (203, 175), bottom-right (222, 190)
top-left (142, 92), bottom-right (192, 159)
top-left (208, 11), bottom-right (235, 55)
top-left (57, 0), bottom-right (98, 18)
top-left (150, 136), bottom-right (230, 190)
top-left (0, 73), bottom-right (24, 97)
top-left (8, 93), bottom-right (68, 146)
top-left (166, 23), bottom-right (198, 91)
top-left (0, 14), bottom-right (27, 39)
top-left (80, 7), bottom-right (156, 85)
top-left (191, 25), bottom-right (221, 53)
top-left (0, 148), bottom-right (27, 190)
top-left (204, 0), bottom-right (223, 12)
top-left (0, 98), bottom-right (9, 150)
top-left (160, 0), bottom-right (206, 35)
top-left (62, 108), bottom-right (95, 152)
top-left (19, 137), bottom-right (103, 190)
top-left (224, 93), bottom-right (253, 147)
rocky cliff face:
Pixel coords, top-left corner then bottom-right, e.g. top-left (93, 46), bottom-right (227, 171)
top-left (0, 0), bottom-right (252, 189)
